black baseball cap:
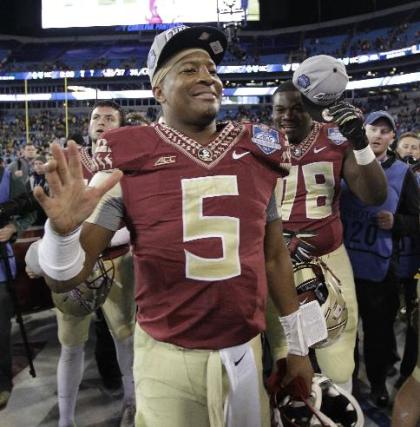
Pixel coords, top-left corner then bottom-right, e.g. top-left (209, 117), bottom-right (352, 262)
top-left (147, 25), bottom-right (227, 85)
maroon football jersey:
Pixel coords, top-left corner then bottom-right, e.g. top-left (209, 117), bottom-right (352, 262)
top-left (65, 146), bottom-right (95, 181)
top-left (79, 147), bottom-right (96, 181)
top-left (71, 146), bottom-right (128, 259)
top-left (278, 122), bottom-right (349, 256)
top-left (95, 122), bottom-right (290, 349)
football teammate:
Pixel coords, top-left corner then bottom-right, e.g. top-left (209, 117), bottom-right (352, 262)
top-left (32, 25), bottom-right (319, 427)
top-left (27, 101), bottom-right (136, 427)
top-left (269, 57), bottom-right (387, 393)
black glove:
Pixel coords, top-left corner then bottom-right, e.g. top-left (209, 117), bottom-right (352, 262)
top-left (327, 102), bottom-right (368, 150)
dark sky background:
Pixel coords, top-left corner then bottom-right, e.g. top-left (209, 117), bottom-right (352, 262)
top-left (0, 0), bottom-right (416, 35)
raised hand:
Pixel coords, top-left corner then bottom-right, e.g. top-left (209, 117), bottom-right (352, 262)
top-left (327, 102), bottom-right (368, 150)
top-left (33, 142), bottom-right (122, 236)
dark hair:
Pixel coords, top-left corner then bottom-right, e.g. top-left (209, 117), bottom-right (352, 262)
top-left (67, 132), bottom-right (86, 147)
top-left (34, 155), bottom-right (47, 163)
top-left (126, 111), bottom-right (151, 126)
top-left (273, 80), bottom-right (298, 97)
top-left (90, 100), bottom-right (125, 126)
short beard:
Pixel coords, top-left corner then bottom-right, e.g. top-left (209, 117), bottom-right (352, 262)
top-left (187, 105), bottom-right (219, 129)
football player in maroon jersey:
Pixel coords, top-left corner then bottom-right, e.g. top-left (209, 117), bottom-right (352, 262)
top-left (26, 101), bottom-right (136, 427)
top-left (270, 66), bottom-right (387, 394)
top-left (33, 26), bottom-right (321, 427)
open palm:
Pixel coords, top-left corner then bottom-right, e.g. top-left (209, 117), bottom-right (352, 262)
top-left (34, 142), bottom-right (122, 235)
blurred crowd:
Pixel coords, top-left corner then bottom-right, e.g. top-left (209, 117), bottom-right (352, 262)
top-left (1, 94), bottom-right (418, 163)
top-left (0, 19), bottom-right (417, 72)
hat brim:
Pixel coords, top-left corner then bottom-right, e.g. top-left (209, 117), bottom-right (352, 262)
top-left (364, 115), bottom-right (396, 132)
top-left (155, 26), bottom-right (227, 74)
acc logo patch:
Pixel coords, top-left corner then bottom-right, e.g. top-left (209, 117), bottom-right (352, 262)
top-left (251, 125), bottom-right (281, 155)
top-left (327, 127), bottom-right (347, 145)
top-left (297, 74), bottom-right (310, 89)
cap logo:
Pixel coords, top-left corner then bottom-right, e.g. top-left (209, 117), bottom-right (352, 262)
top-left (297, 74), bottom-right (310, 89)
top-left (313, 92), bottom-right (327, 100)
top-left (199, 31), bottom-right (210, 41)
top-left (147, 49), bottom-right (157, 71)
top-left (165, 25), bottom-right (188, 42)
top-left (210, 40), bottom-right (224, 55)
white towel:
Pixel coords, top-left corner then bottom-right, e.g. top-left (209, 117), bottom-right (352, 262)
top-left (219, 341), bottom-right (261, 427)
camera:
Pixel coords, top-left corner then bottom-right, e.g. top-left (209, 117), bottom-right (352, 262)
top-left (0, 193), bottom-right (38, 229)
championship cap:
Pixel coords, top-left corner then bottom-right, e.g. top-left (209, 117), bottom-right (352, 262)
top-left (364, 110), bottom-right (396, 132)
top-left (293, 55), bottom-right (349, 122)
top-left (147, 25), bottom-right (227, 85)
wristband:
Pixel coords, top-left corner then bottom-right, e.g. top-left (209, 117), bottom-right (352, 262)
top-left (353, 145), bottom-right (375, 166)
top-left (279, 301), bottom-right (328, 355)
top-left (109, 227), bottom-right (130, 247)
top-left (25, 240), bottom-right (43, 276)
top-left (279, 310), bottom-right (309, 356)
top-left (38, 220), bottom-right (86, 281)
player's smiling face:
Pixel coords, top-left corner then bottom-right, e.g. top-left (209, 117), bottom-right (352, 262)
top-left (272, 90), bottom-right (312, 145)
top-left (155, 51), bottom-right (223, 127)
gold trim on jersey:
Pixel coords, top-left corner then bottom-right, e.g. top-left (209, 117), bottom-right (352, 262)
top-left (290, 122), bottom-right (322, 160)
top-left (79, 147), bottom-right (97, 174)
top-left (153, 121), bottom-right (245, 170)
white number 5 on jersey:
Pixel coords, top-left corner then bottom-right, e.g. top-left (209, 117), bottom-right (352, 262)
top-left (182, 176), bottom-right (241, 281)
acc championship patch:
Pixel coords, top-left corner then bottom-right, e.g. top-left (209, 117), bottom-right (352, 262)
top-left (327, 127), bottom-right (347, 145)
top-left (251, 125), bottom-right (281, 155)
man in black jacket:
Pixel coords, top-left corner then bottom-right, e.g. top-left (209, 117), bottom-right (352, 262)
top-left (0, 165), bottom-right (36, 410)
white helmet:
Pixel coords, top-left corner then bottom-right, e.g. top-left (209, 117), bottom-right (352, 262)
top-left (25, 240), bottom-right (115, 317)
top-left (272, 373), bottom-right (364, 427)
top-left (293, 260), bottom-right (347, 348)
top-left (52, 258), bottom-right (115, 317)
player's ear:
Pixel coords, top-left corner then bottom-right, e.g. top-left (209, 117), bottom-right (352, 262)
top-left (153, 85), bottom-right (166, 104)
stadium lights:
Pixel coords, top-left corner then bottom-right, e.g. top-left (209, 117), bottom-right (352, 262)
top-left (67, 85), bottom-right (97, 92)
top-left (0, 73), bottom-right (418, 102)
top-left (1, 44), bottom-right (418, 82)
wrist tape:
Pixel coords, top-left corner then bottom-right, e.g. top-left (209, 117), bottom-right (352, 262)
top-left (279, 302), bottom-right (328, 356)
top-left (353, 145), bottom-right (376, 165)
top-left (38, 220), bottom-right (86, 281)
top-left (279, 309), bottom-right (309, 356)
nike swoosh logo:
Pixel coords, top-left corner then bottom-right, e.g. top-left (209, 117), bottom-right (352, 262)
top-left (232, 151), bottom-right (250, 160)
top-left (314, 147), bottom-right (326, 154)
top-left (234, 352), bottom-right (246, 366)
